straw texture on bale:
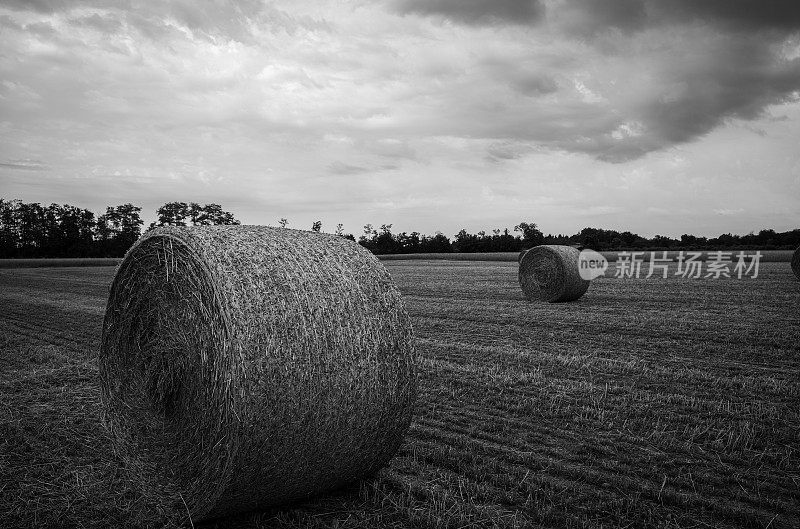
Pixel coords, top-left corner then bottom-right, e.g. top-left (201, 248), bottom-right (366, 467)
top-left (793, 247), bottom-right (800, 280)
top-left (99, 226), bottom-right (416, 521)
top-left (519, 245), bottom-right (590, 302)
top-left (518, 249), bottom-right (528, 263)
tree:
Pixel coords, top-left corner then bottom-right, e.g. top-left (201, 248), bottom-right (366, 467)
top-left (397, 231), bottom-right (421, 253)
top-left (116, 203), bottom-right (143, 251)
top-left (453, 228), bottom-right (477, 252)
top-left (153, 202), bottom-right (189, 227)
top-left (359, 224), bottom-right (377, 250)
top-left (651, 234), bottom-right (676, 248)
top-left (0, 199), bottom-right (20, 257)
top-left (152, 202), bottom-right (239, 229)
top-left (95, 211), bottom-right (115, 251)
top-left (198, 203), bottom-right (239, 226)
top-left (420, 232), bottom-right (452, 253)
top-left (514, 222), bottom-right (544, 248)
top-left (48, 204), bottom-right (95, 257)
top-left (373, 224), bottom-right (399, 254)
top-left (96, 204), bottom-right (143, 256)
top-left (188, 203), bottom-right (206, 225)
top-left (17, 202), bottom-right (47, 255)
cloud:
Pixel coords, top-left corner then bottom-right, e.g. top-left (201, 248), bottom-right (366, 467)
top-left (67, 13), bottom-right (123, 34)
top-left (509, 72), bottom-right (558, 96)
top-left (0, 0), bottom-right (318, 44)
top-left (713, 208), bottom-right (745, 216)
top-left (0, 159), bottom-right (50, 171)
top-left (394, 0), bottom-right (543, 26)
top-left (394, 0), bottom-right (800, 33)
top-left (554, 0), bottom-right (647, 37)
top-left (556, 0), bottom-right (800, 36)
top-left (592, 29), bottom-right (800, 161)
top-left (486, 141), bottom-right (534, 162)
top-left (650, 0), bottom-right (800, 31)
top-left (641, 43), bottom-right (800, 142)
top-left (379, 2), bottom-right (800, 162)
top-left (1, 0), bottom-right (799, 237)
top-left (0, 0), bottom-right (69, 13)
top-left (4, 0), bottom-right (797, 163)
top-left (328, 161), bottom-right (370, 175)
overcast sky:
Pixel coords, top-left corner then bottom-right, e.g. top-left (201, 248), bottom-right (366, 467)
top-left (1, 0), bottom-right (799, 237)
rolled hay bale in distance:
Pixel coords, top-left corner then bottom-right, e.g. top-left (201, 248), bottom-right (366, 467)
top-left (99, 226), bottom-right (416, 521)
top-left (519, 245), bottom-right (590, 302)
top-left (793, 246), bottom-right (800, 280)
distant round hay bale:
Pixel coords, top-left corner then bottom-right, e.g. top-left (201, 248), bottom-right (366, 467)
top-left (519, 245), bottom-right (590, 302)
top-left (793, 246), bottom-right (800, 280)
top-left (99, 226), bottom-right (416, 521)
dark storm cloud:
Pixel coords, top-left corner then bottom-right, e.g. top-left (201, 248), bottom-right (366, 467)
top-left (652, 0), bottom-right (800, 31)
top-left (395, 0), bottom-right (800, 31)
top-left (556, 0), bottom-right (647, 36)
top-left (394, 0), bottom-right (543, 26)
top-left (640, 41), bottom-right (800, 148)
top-left (561, 0), bottom-right (800, 35)
top-left (540, 0), bottom-right (800, 161)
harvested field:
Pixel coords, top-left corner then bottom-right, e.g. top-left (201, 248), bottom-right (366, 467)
top-left (1, 261), bottom-right (798, 528)
top-left (0, 249), bottom-right (793, 268)
top-left (378, 250), bottom-right (796, 262)
top-left (0, 258), bottom-right (120, 268)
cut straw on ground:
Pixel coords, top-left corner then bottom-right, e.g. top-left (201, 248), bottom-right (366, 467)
top-left (518, 245), bottom-right (590, 302)
top-left (99, 226), bottom-right (417, 522)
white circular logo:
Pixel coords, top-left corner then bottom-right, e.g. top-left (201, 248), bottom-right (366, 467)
top-left (578, 249), bottom-right (608, 280)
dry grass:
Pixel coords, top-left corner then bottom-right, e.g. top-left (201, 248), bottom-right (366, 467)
top-left (1, 260), bottom-right (799, 528)
top-left (99, 226), bottom-right (416, 521)
top-left (378, 250), bottom-right (796, 263)
top-left (518, 245), bottom-right (589, 302)
top-left (0, 250), bottom-right (794, 268)
top-left (0, 258), bottom-right (119, 268)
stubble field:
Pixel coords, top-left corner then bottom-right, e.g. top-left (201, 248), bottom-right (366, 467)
top-left (1, 260), bottom-right (798, 528)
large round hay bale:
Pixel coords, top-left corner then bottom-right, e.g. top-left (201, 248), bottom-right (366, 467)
top-left (793, 246), bottom-right (800, 280)
top-left (99, 226), bottom-right (416, 521)
top-left (519, 245), bottom-right (590, 302)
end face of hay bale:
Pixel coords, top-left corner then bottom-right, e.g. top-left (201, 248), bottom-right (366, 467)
top-left (99, 226), bottom-right (416, 521)
top-left (518, 245), bottom-right (590, 302)
top-left (792, 247), bottom-right (800, 280)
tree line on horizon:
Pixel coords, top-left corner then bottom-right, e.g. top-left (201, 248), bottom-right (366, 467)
top-left (1, 198), bottom-right (798, 259)
top-left (354, 223), bottom-right (800, 254)
top-left (0, 199), bottom-right (239, 258)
